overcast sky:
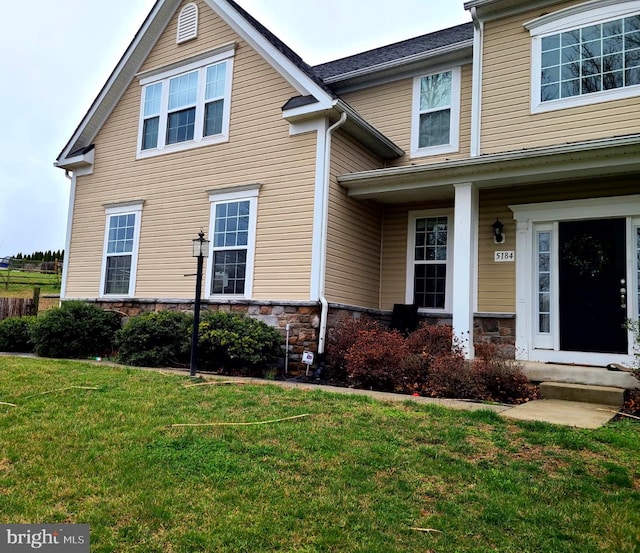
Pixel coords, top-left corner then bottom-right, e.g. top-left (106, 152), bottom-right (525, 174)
top-left (0, 0), bottom-right (470, 258)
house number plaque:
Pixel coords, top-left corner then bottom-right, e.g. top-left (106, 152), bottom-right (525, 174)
top-left (494, 251), bottom-right (515, 262)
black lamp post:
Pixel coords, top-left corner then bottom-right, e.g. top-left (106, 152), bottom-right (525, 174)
top-left (190, 230), bottom-right (209, 377)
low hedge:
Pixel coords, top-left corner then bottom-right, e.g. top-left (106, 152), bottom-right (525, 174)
top-left (0, 316), bottom-right (37, 353)
top-left (31, 301), bottom-right (121, 359)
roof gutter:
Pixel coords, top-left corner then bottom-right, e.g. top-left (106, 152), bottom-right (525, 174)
top-left (339, 133), bottom-right (640, 190)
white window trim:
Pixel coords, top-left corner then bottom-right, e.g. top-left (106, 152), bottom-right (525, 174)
top-left (206, 186), bottom-right (260, 300)
top-left (405, 209), bottom-right (454, 313)
top-left (99, 201), bottom-right (144, 299)
top-left (137, 49), bottom-right (234, 159)
top-left (410, 67), bottom-right (461, 158)
top-left (528, 0), bottom-right (640, 114)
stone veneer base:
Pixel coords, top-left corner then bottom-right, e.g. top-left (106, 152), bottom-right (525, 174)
top-left (75, 299), bottom-right (517, 367)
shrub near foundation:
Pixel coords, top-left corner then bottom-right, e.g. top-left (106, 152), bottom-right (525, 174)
top-left (329, 319), bottom-right (537, 403)
top-left (197, 311), bottom-right (283, 375)
top-left (115, 311), bottom-right (192, 368)
top-left (31, 301), bottom-right (121, 359)
top-left (0, 316), bottom-right (37, 353)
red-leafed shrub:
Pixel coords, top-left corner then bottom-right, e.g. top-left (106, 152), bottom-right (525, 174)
top-left (325, 318), bottom-right (538, 404)
top-left (472, 342), bottom-right (539, 404)
top-left (344, 328), bottom-right (407, 391)
top-left (622, 389), bottom-right (640, 418)
top-left (425, 353), bottom-right (482, 399)
top-left (405, 323), bottom-right (458, 358)
top-left (326, 316), bottom-right (380, 381)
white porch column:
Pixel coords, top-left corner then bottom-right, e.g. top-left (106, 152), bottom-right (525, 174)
top-left (452, 182), bottom-right (478, 358)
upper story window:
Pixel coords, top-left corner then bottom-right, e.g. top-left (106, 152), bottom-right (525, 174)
top-left (410, 67), bottom-right (461, 158)
top-left (137, 47), bottom-right (234, 158)
top-left (527, 0), bottom-right (640, 113)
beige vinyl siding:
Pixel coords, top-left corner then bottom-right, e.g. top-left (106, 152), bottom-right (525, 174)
top-left (380, 200), bottom-right (454, 311)
top-left (325, 131), bottom-right (383, 308)
top-left (341, 64), bottom-right (473, 167)
top-left (481, 0), bottom-right (640, 154)
top-left (477, 178), bottom-right (640, 312)
top-left (65, 0), bottom-right (318, 302)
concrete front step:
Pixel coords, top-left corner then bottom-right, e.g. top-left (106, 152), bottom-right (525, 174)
top-left (521, 361), bottom-right (638, 389)
top-left (539, 382), bottom-right (625, 407)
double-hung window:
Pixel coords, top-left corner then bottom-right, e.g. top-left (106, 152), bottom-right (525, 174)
top-left (406, 211), bottom-right (453, 311)
top-left (411, 67), bottom-right (461, 157)
top-left (207, 186), bottom-right (259, 298)
top-left (527, 0), bottom-right (640, 113)
top-left (138, 46), bottom-right (234, 157)
top-left (100, 202), bottom-right (143, 297)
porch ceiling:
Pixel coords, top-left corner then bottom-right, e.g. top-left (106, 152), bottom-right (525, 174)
top-left (338, 134), bottom-right (640, 203)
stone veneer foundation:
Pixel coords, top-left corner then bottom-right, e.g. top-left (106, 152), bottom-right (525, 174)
top-left (81, 299), bottom-right (516, 370)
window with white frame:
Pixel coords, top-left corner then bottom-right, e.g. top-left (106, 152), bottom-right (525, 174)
top-left (207, 187), bottom-right (259, 298)
top-left (100, 202), bottom-right (143, 297)
top-left (406, 212), bottom-right (452, 310)
top-left (528, 1), bottom-right (640, 112)
top-left (411, 67), bottom-right (461, 158)
top-left (138, 48), bottom-right (234, 157)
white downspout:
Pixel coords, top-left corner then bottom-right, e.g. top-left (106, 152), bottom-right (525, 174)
top-left (60, 170), bottom-right (75, 304)
top-left (470, 7), bottom-right (484, 157)
top-left (317, 111), bottom-right (348, 358)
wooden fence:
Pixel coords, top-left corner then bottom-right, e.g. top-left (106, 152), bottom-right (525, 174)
top-left (0, 297), bottom-right (36, 320)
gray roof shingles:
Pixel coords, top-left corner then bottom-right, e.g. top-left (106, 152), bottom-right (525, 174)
top-left (313, 22), bottom-right (474, 82)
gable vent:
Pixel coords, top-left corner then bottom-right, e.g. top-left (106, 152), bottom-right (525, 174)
top-left (177, 3), bottom-right (198, 44)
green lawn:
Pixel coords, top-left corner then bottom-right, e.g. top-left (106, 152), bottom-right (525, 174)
top-left (0, 357), bottom-right (638, 552)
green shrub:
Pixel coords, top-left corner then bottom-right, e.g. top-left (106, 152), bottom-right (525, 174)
top-left (0, 316), bottom-right (37, 353)
top-left (115, 310), bottom-right (192, 367)
top-left (31, 301), bottom-right (121, 359)
top-left (198, 311), bottom-right (283, 375)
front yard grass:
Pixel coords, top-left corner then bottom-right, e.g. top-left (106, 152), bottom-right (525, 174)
top-left (0, 357), bottom-right (638, 552)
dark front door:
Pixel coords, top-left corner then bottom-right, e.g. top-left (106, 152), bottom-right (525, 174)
top-left (559, 218), bottom-right (627, 354)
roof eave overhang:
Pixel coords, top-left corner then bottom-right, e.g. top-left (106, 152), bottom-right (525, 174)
top-left (56, 0), bottom-right (337, 169)
top-left (282, 99), bottom-right (404, 160)
top-left (54, 148), bottom-right (96, 172)
top-left (56, 0), bottom-right (177, 167)
top-left (464, 0), bottom-right (561, 22)
top-left (340, 135), bottom-right (640, 202)
top-left (324, 42), bottom-right (473, 94)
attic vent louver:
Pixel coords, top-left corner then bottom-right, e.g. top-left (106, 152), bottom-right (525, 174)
top-left (177, 3), bottom-right (198, 44)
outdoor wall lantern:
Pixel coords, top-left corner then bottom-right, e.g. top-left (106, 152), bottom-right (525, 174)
top-left (492, 218), bottom-right (505, 244)
top-left (190, 230), bottom-right (209, 377)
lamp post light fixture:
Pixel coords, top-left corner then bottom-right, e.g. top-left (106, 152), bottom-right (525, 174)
top-left (190, 230), bottom-right (209, 377)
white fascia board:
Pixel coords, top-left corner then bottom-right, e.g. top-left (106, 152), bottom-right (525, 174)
top-left (54, 148), bottom-right (95, 173)
top-left (464, 0), bottom-right (558, 22)
top-left (341, 133), bottom-right (640, 186)
top-left (282, 102), bottom-right (332, 122)
top-left (205, 0), bottom-right (334, 103)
